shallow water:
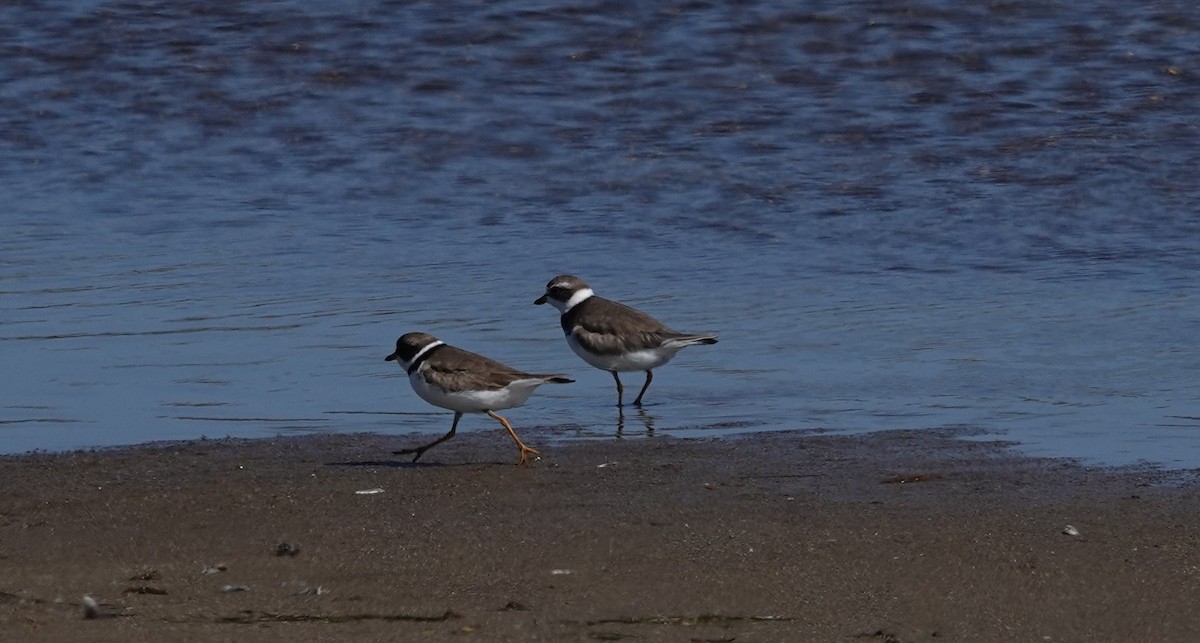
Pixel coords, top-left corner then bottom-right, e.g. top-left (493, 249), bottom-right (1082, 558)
top-left (2, 0), bottom-right (1199, 466)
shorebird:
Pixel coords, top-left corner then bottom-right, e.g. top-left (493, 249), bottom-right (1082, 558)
top-left (385, 332), bottom-right (572, 465)
top-left (534, 275), bottom-right (717, 406)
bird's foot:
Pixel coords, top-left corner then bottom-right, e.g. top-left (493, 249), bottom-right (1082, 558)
top-left (391, 447), bottom-right (426, 462)
top-left (515, 445), bottom-right (540, 467)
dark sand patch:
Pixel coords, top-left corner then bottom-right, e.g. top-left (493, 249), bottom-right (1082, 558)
top-left (2, 428), bottom-right (1198, 642)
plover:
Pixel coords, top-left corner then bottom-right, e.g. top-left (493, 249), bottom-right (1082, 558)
top-left (385, 332), bottom-right (572, 465)
top-left (534, 275), bottom-right (717, 406)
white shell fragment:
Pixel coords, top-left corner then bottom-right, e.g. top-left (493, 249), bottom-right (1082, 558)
top-left (355, 488), bottom-right (385, 495)
top-left (1062, 525), bottom-right (1080, 536)
top-left (82, 596), bottom-right (102, 619)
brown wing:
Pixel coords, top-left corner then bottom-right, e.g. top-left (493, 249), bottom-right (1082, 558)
top-left (565, 296), bottom-right (679, 355)
top-left (425, 345), bottom-right (533, 392)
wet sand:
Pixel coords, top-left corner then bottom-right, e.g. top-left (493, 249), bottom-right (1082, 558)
top-left (2, 427), bottom-right (1198, 642)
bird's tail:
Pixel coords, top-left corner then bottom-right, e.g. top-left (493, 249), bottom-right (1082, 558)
top-left (664, 333), bottom-right (718, 348)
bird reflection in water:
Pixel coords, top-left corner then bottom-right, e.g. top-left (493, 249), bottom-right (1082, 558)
top-left (615, 405), bottom-right (655, 438)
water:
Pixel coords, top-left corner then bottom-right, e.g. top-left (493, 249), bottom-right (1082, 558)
top-left (2, 0), bottom-right (1199, 467)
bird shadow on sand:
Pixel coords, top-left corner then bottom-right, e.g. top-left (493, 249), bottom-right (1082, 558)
top-left (326, 459), bottom-right (443, 469)
top-left (324, 458), bottom-right (514, 469)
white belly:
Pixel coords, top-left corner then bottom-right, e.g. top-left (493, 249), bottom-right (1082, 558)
top-left (566, 333), bottom-right (678, 372)
top-left (408, 370), bottom-right (541, 413)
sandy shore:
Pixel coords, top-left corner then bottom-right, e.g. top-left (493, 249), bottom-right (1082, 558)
top-left (2, 427), bottom-right (1198, 642)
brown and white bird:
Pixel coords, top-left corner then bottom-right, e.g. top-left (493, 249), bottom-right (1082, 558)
top-left (385, 332), bottom-right (572, 465)
top-left (534, 275), bottom-right (717, 407)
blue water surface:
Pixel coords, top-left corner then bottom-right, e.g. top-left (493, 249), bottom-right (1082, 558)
top-left (2, 0), bottom-right (1199, 466)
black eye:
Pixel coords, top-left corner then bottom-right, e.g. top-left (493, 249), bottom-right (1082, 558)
top-left (550, 286), bottom-right (569, 297)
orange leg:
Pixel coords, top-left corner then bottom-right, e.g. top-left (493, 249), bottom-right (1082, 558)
top-left (487, 410), bottom-right (539, 466)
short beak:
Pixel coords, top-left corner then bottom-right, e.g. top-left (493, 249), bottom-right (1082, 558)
top-left (384, 353), bottom-right (397, 362)
top-left (534, 295), bottom-right (547, 305)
